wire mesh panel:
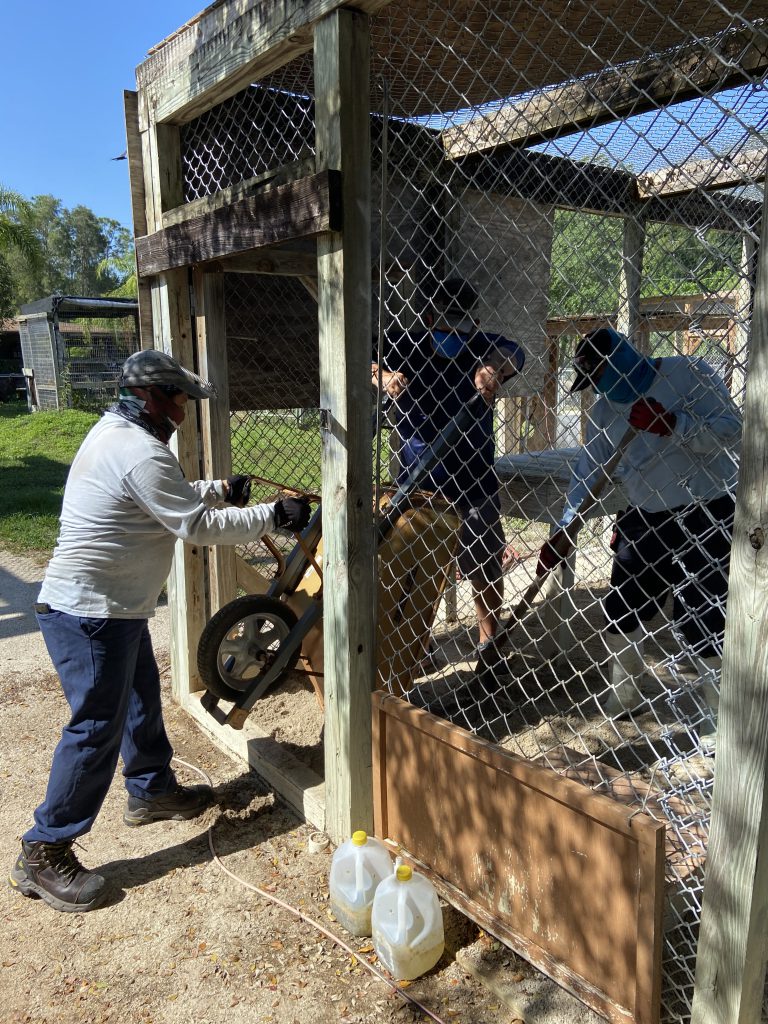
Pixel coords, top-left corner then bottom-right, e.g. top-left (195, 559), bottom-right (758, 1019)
top-left (18, 314), bottom-right (58, 410)
top-left (224, 272), bottom-right (321, 576)
top-left (169, 1), bottom-right (767, 1018)
top-left (366, 3), bottom-right (764, 1021)
top-left (56, 314), bottom-right (139, 410)
top-left (180, 59), bottom-right (315, 201)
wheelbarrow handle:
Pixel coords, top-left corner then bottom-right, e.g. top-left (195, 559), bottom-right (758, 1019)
top-left (247, 474), bottom-right (321, 504)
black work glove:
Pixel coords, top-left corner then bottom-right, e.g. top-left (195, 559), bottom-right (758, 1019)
top-left (274, 496), bottom-right (311, 531)
top-left (225, 475), bottom-right (251, 507)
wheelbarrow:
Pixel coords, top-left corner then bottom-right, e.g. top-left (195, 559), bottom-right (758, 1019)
top-left (198, 394), bottom-right (488, 730)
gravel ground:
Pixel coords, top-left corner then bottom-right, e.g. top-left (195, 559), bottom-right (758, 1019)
top-left (0, 547), bottom-right (601, 1024)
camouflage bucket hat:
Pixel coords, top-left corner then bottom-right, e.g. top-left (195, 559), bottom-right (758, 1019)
top-left (119, 349), bottom-right (217, 399)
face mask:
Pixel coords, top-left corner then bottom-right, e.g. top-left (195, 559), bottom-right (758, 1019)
top-left (432, 328), bottom-right (470, 358)
top-left (594, 335), bottom-right (655, 404)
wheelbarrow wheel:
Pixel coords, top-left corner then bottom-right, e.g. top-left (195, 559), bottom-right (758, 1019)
top-left (197, 595), bottom-right (301, 703)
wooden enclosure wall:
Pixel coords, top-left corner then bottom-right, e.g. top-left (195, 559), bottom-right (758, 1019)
top-left (373, 692), bottom-right (666, 1024)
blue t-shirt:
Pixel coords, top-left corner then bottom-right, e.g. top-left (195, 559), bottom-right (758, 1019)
top-left (383, 328), bottom-right (524, 506)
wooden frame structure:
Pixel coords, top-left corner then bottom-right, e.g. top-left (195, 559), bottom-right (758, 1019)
top-left (127, 2), bottom-right (767, 1020)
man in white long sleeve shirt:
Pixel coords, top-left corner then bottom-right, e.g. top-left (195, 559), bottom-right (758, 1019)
top-left (538, 327), bottom-right (740, 732)
top-left (10, 350), bottom-right (311, 914)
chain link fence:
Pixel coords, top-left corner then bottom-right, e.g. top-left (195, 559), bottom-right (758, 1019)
top-left (176, 5), bottom-right (767, 1019)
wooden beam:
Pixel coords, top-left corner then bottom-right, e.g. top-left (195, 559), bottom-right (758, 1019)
top-left (210, 246), bottom-right (318, 277)
top-left (442, 26), bottom-right (768, 156)
top-left (638, 148), bottom-right (767, 199)
top-left (453, 146), bottom-right (638, 216)
top-left (690, 172), bottom-right (768, 1024)
top-left (155, 268), bottom-right (209, 698)
top-left (142, 117), bottom-right (209, 699)
top-left (315, 8), bottom-right (375, 843)
top-left (641, 191), bottom-right (763, 233)
top-left (161, 157), bottom-right (315, 229)
top-left (195, 267), bottom-right (238, 616)
top-left (135, 171), bottom-right (342, 277)
top-left (617, 215), bottom-right (646, 340)
top-left (123, 90), bottom-right (153, 347)
top-left (451, 144), bottom-right (763, 230)
top-left (136, 0), bottom-right (392, 127)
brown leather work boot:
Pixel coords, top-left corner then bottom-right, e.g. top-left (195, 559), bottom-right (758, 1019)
top-left (9, 840), bottom-right (107, 913)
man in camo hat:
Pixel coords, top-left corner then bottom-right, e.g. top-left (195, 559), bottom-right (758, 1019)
top-left (10, 349), bottom-right (311, 914)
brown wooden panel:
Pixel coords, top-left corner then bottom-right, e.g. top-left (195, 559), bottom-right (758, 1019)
top-left (372, 693), bottom-right (665, 1024)
top-left (135, 171), bottom-right (342, 277)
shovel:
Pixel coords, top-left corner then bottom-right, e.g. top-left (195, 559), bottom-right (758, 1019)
top-left (475, 424), bottom-right (637, 680)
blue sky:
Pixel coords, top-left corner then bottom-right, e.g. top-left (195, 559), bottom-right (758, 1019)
top-left (1, 1), bottom-right (202, 229)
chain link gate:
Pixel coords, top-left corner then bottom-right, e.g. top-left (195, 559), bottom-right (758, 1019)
top-left (173, 5), bottom-right (766, 1019)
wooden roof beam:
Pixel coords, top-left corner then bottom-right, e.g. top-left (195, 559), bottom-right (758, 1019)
top-left (135, 170), bottom-right (341, 277)
top-left (451, 145), bottom-right (762, 231)
top-left (135, 0), bottom-right (392, 128)
top-left (442, 25), bottom-right (768, 157)
top-left (637, 147), bottom-right (767, 198)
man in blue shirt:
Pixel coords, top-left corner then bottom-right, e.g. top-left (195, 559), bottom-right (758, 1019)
top-left (538, 326), bottom-right (740, 743)
top-left (372, 277), bottom-right (525, 680)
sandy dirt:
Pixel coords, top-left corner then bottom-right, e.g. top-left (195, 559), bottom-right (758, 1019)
top-left (0, 547), bottom-right (604, 1024)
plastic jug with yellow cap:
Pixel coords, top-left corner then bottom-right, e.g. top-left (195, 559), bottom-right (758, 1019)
top-left (371, 862), bottom-right (444, 980)
top-left (328, 830), bottom-right (393, 936)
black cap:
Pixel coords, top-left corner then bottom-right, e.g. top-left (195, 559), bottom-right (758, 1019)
top-left (431, 277), bottom-right (479, 318)
top-left (570, 327), bottom-right (619, 393)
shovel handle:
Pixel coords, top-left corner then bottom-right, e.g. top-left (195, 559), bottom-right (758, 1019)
top-left (496, 424), bottom-right (637, 646)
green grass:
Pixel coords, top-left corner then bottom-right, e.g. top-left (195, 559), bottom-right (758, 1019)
top-left (0, 401), bottom-right (97, 556)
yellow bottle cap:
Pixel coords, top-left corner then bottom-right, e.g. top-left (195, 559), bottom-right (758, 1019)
top-left (351, 830), bottom-right (368, 846)
top-left (396, 864), bottom-right (412, 882)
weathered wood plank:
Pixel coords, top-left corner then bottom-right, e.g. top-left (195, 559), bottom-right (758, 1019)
top-left (617, 215), bottom-right (646, 339)
top-left (315, 8), bottom-right (375, 843)
top-left (442, 26), bottom-right (768, 156)
top-left (136, 171), bottom-right (341, 276)
top-left (373, 693), bottom-right (665, 1024)
top-left (155, 269), bottom-right (209, 698)
top-left (123, 90), bottom-right (153, 347)
top-left (638, 147), bottom-right (767, 199)
top-left (641, 191), bottom-right (762, 234)
top-left (161, 157), bottom-right (315, 229)
top-left (186, 691), bottom-right (325, 829)
top-left (194, 267), bottom-right (238, 615)
top-left (690, 161), bottom-right (768, 1024)
top-left (453, 146), bottom-right (638, 217)
top-left (211, 245), bottom-right (318, 277)
top-left (141, 117), bottom-right (209, 699)
top-left (137, 0), bottom-right (392, 127)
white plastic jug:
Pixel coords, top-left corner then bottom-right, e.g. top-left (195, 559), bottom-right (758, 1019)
top-left (372, 864), bottom-right (445, 980)
top-left (329, 830), bottom-right (393, 936)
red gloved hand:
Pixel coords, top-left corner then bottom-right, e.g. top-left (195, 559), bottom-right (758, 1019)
top-left (629, 398), bottom-right (676, 437)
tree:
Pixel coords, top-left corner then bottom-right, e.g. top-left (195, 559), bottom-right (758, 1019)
top-left (1, 193), bottom-right (135, 310)
top-left (0, 187), bottom-right (43, 318)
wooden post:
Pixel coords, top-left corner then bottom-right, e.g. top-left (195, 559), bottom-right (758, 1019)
top-left (314, 8), bottom-right (375, 842)
top-left (137, 110), bottom-right (209, 701)
top-left (123, 91), bottom-right (153, 348)
top-left (730, 233), bottom-right (756, 405)
top-left (194, 267), bottom-right (238, 618)
top-left (690, 182), bottom-right (768, 1023)
top-left (617, 213), bottom-right (646, 343)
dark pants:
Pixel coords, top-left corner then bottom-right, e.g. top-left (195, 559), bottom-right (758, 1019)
top-left (604, 495), bottom-right (735, 658)
top-left (25, 611), bottom-right (176, 844)
top-left (456, 493), bottom-right (505, 586)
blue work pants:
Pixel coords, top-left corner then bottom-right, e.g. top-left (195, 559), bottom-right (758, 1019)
top-left (24, 610), bottom-right (176, 844)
